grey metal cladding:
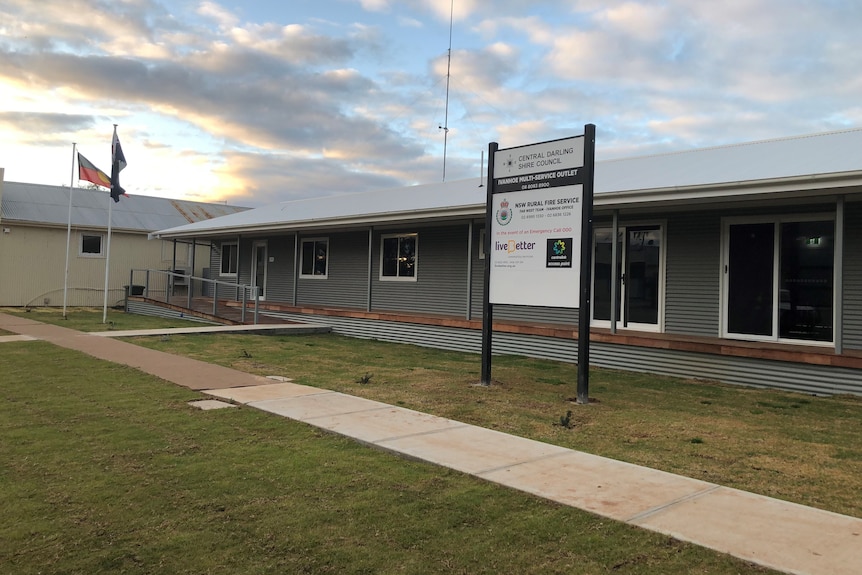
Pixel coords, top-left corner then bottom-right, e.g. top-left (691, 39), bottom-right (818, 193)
top-left (297, 231), bottom-right (368, 309)
top-left (263, 311), bottom-right (861, 396)
top-left (843, 202), bottom-right (862, 350)
top-left (371, 225), bottom-right (468, 316)
top-left (238, 240), bottom-right (252, 289)
top-left (665, 212), bottom-right (721, 336)
top-left (262, 235), bottom-right (296, 303)
top-left (470, 224), bottom-right (484, 320)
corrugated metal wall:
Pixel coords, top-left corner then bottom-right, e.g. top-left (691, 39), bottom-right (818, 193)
top-left (237, 239), bottom-right (252, 291)
top-left (665, 212), bottom-right (721, 336)
top-left (0, 224), bottom-right (178, 307)
top-left (261, 311), bottom-right (862, 396)
top-left (263, 235), bottom-right (296, 304)
top-left (843, 201), bottom-right (862, 350)
top-left (297, 231), bottom-right (368, 308)
top-left (371, 225), bottom-right (469, 316)
top-left (470, 223), bottom-right (484, 320)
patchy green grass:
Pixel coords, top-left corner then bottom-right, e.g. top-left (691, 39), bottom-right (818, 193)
top-left (128, 331), bottom-right (862, 519)
top-left (1, 307), bottom-right (212, 332)
top-left (1, 342), bottom-right (776, 575)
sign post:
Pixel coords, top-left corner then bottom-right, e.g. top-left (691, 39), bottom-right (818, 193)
top-left (481, 125), bottom-right (595, 402)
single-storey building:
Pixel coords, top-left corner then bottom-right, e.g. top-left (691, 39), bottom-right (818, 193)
top-left (150, 128), bottom-right (862, 396)
top-left (0, 176), bottom-right (248, 307)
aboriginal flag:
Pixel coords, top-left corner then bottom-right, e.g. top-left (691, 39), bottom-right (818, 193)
top-left (77, 152), bottom-right (111, 188)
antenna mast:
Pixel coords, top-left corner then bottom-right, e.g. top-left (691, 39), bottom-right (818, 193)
top-left (441, 0), bottom-right (454, 181)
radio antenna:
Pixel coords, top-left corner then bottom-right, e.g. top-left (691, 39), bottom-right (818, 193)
top-left (441, 0), bottom-right (454, 181)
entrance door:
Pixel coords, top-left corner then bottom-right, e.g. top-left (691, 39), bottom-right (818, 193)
top-left (251, 241), bottom-right (268, 300)
top-left (726, 222), bottom-right (774, 336)
top-left (592, 225), bottom-right (663, 330)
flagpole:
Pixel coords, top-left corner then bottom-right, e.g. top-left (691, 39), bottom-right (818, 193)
top-left (103, 123), bottom-right (119, 324)
top-left (103, 193), bottom-right (113, 323)
top-left (63, 143), bottom-right (76, 319)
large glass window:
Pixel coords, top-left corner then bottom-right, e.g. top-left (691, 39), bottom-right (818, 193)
top-left (779, 221), bottom-right (834, 341)
top-left (300, 238), bottom-right (328, 278)
top-left (381, 233), bottom-right (417, 280)
top-left (592, 228), bottom-right (621, 322)
top-left (724, 217), bottom-right (834, 343)
top-left (220, 242), bottom-right (238, 275)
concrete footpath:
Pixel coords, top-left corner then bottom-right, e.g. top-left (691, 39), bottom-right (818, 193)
top-left (2, 312), bottom-right (860, 575)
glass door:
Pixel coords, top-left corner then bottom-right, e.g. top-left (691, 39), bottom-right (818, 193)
top-left (592, 228), bottom-right (622, 323)
top-left (592, 225), bottom-right (663, 330)
top-left (251, 241), bottom-right (268, 300)
top-left (624, 227), bottom-right (662, 327)
top-left (726, 223), bottom-right (774, 336)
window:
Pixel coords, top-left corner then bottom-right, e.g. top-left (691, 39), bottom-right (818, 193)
top-left (381, 233), bottom-right (417, 280)
top-left (79, 233), bottom-right (104, 257)
top-left (723, 216), bottom-right (834, 343)
top-left (300, 238), bottom-right (328, 278)
top-left (478, 228), bottom-right (486, 260)
top-left (591, 224), bottom-right (664, 331)
top-left (220, 242), bottom-right (238, 275)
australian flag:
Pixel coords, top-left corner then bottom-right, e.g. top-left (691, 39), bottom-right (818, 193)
top-left (110, 127), bottom-right (127, 202)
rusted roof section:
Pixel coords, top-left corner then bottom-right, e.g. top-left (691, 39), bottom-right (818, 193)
top-left (169, 199), bottom-right (238, 223)
top-left (0, 183), bottom-right (249, 232)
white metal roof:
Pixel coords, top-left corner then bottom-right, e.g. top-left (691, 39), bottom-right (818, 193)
top-left (595, 128), bottom-right (862, 194)
top-left (1, 182), bottom-right (249, 232)
top-left (152, 127), bottom-right (862, 239)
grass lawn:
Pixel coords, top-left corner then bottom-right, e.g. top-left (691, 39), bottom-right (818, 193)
top-left (1, 306), bottom-right (212, 332)
top-left (1, 341), bottom-right (777, 574)
top-left (6, 308), bottom-right (862, 518)
top-left (129, 332), bottom-right (862, 520)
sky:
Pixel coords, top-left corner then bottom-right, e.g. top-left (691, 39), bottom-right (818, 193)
top-left (1, 0), bottom-right (860, 207)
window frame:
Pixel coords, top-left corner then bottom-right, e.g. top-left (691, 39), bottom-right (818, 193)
top-left (590, 222), bottom-right (666, 333)
top-left (720, 213), bottom-right (836, 346)
top-left (299, 237), bottom-right (329, 279)
top-left (220, 241), bottom-right (238, 276)
top-left (380, 233), bottom-right (418, 281)
top-left (79, 232), bottom-right (105, 258)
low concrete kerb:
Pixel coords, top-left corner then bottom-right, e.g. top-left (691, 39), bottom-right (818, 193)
top-left (0, 334), bottom-right (39, 343)
top-left (89, 323), bottom-right (332, 338)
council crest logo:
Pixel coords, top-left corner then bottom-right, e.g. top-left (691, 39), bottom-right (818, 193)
top-left (496, 198), bottom-right (513, 226)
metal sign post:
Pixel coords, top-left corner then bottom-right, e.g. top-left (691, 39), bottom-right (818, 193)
top-left (481, 125), bottom-right (596, 400)
top-left (577, 124), bottom-right (596, 404)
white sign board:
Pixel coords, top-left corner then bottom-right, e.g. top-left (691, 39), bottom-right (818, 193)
top-left (489, 136), bottom-right (585, 308)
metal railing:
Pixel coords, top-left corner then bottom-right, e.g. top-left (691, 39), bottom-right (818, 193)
top-left (127, 268), bottom-right (261, 324)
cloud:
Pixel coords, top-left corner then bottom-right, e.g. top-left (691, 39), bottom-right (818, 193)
top-left (212, 151), bottom-right (404, 205)
top-left (0, 111), bottom-right (97, 141)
